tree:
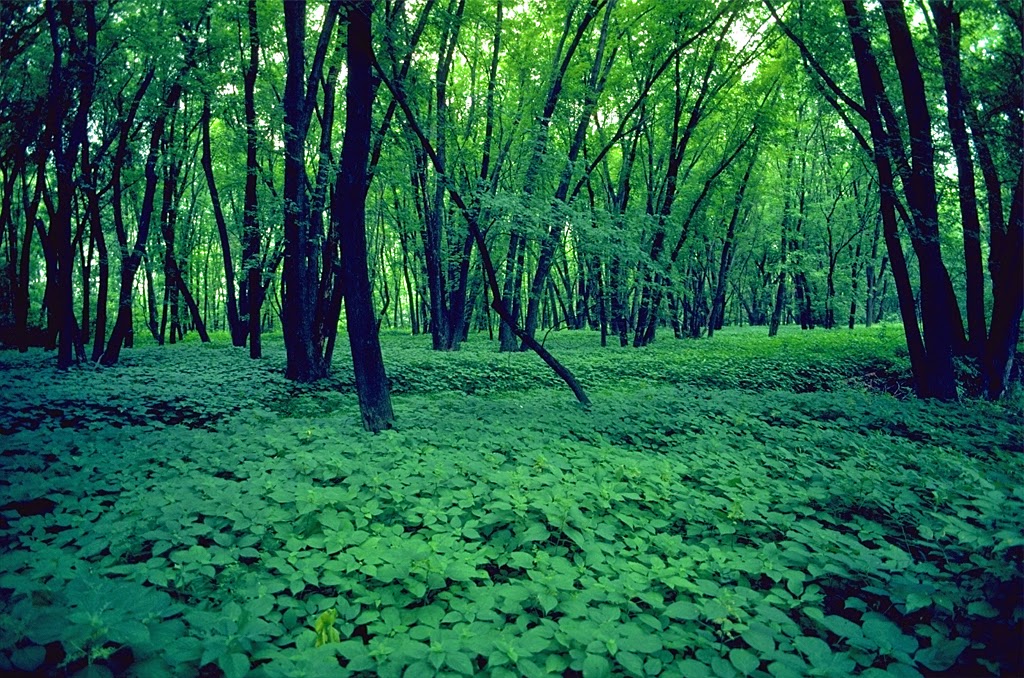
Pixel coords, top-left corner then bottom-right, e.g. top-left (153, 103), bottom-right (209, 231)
top-left (280, 0), bottom-right (341, 382)
top-left (335, 0), bottom-right (395, 431)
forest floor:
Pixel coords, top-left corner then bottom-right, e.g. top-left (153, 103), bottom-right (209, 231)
top-left (0, 326), bottom-right (1021, 678)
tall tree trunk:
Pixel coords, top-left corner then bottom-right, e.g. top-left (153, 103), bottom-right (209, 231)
top-left (523, 0), bottom-right (616, 341)
top-left (841, 0), bottom-right (935, 398)
top-left (15, 159), bottom-right (45, 352)
top-left (201, 93), bottom-right (243, 346)
top-left (499, 235), bottom-right (524, 351)
top-left (864, 211), bottom-right (881, 328)
top-left (768, 159), bottom-right (794, 338)
top-left (174, 261), bottom-right (210, 342)
top-left (281, 0), bottom-right (339, 381)
top-left (985, 166), bottom-right (1023, 399)
top-left (848, 240), bottom-right (861, 329)
top-left (47, 0), bottom-right (97, 369)
top-left (81, 138), bottom-right (107, 360)
top-left (145, 251), bottom-right (161, 342)
top-left (100, 80), bottom-right (183, 365)
top-left (931, 0), bottom-right (986, 360)
top-left (336, 0), bottom-right (394, 431)
top-left (880, 0), bottom-right (957, 399)
top-left (708, 148), bottom-right (756, 338)
top-left (243, 0), bottom-right (263, 358)
top-left (0, 165), bottom-right (17, 330)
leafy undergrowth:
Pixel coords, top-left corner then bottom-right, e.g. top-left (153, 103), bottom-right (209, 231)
top-left (0, 328), bottom-right (1021, 677)
top-left (375, 326), bottom-right (916, 399)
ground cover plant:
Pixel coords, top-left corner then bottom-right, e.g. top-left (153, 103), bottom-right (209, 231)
top-left (0, 328), bottom-right (1021, 677)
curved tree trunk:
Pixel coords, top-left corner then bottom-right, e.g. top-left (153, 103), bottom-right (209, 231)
top-left (336, 0), bottom-right (394, 431)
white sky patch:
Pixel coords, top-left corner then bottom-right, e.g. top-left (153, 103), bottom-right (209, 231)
top-left (728, 23), bottom-right (760, 83)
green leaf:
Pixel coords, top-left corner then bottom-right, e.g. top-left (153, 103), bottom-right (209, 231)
top-left (904, 593), bottom-right (931, 614)
top-left (915, 637), bottom-right (969, 672)
top-left (582, 653), bottom-right (611, 678)
top-left (665, 600), bottom-right (699, 620)
top-left (617, 651), bottom-right (644, 675)
top-left (519, 631), bottom-right (552, 654)
top-left (218, 653), bottom-right (250, 678)
top-left (164, 637), bottom-right (203, 663)
top-left (794, 635), bottom-right (832, 667)
top-left (730, 648), bottom-right (760, 675)
top-left (446, 561), bottom-right (479, 581)
top-left (742, 624), bottom-right (776, 654)
top-left (966, 601), bottom-right (998, 618)
top-left (677, 659), bottom-right (712, 677)
top-left (446, 651), bottom-right (476, 675)
top-left (821, 615), bottom-right (862, 640)
top-left (11, 645), bottom-right (45, 672)
top-left (520, 523), bottom-right (549, 542)
top-left (108, 620), bottom-right (152, 646)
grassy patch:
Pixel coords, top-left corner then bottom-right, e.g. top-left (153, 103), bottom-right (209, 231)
top-left (0, 328), bottom-right (1020, 677)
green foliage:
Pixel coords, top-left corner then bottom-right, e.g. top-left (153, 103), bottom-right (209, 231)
top-left (376, 325), bottom-right (914, 399)
top-left (0, 330), bottom-right (1020, 676)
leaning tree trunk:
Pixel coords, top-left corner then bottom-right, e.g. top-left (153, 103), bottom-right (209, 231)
top-left (335, 0), bottom-right (394, 431)
top-left (201, 94), bottom-right (243, 346)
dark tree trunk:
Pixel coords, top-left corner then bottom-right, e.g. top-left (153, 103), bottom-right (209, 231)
top-left (82, 138), bottom-right (108, 361)
top-left (0, 165), bottom-right (16, 330)
top-left (931, 0), bottom-right (986, 360)
top-left (243, 0), bottom-right (262, 358)
top-left (843, 0), bottom-right (930, 393)
top-left (174, 263), bottom-right (210, 342)
top-left (880, 0), bottom-right (957, 399)
top-left (708, 148), bottom-right (756, 338)
top-left (864, 212), bottom-right (881, 327)
top-left (46, 0), bottom-right (97, 369)
top-left (281, 0), bottom-right (337, 381)
top-left (144, 252), bottom-right (161, 342)
top-left (15, 159), bottom-right (45, 352)
top-left (335, 0), bottom-right (394, 432)
top-left (523, 0), bottom-right (616, 341)
top-left (201, 93), bottom-right (243, 346)
top-left (985, 167), bottom-right (1023, 399)
top-left (849, 240), bottom-right (861, 330)
top-left (499, 234), bottom-right (524, 352)
top-left (101, 81), bottom-right (183, 365)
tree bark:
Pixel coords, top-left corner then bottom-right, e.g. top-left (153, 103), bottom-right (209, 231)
top-left (931, 0), bottom-right (986, 360)
top-left (201, 93), bottom-right (243, 346)
top-left (100, 80), bottom-right (183, 365)
top-left (336, 0), bottom-right (394, 431)
top-left (841, 0), bottom-right (938, 398)
top-left (46, 0), bottom-right (97, 369)
top-left (985, 166), bottom-right (1023, 399)
top-left (243, 0), bottom-right (262, 358)
top-left (880, 0), bottom-right (957, 400)
top-left (708, 147), bottom-right (756, 338)
top-left (281, 0), bottom-right (339, 381)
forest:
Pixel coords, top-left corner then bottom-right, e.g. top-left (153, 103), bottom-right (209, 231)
top-left (0, 0), bottom-right (1022, 676)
